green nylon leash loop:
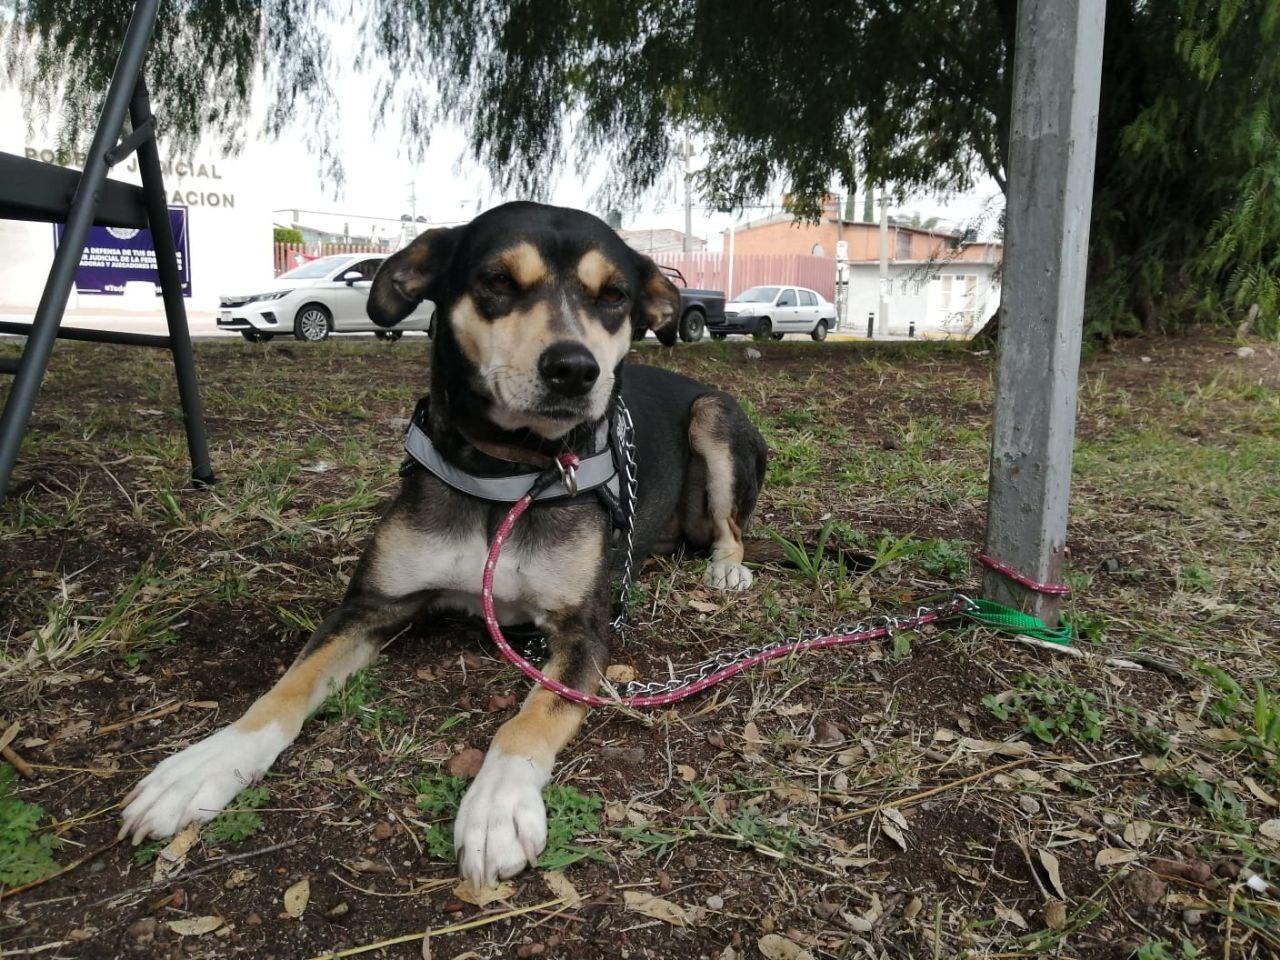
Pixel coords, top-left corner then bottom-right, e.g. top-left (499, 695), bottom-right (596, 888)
top-left (961, 598), bottom-right (1075, 646)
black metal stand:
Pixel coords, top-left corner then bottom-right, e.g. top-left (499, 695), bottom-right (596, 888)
top-left (0, 0), bottom-right (215, 499)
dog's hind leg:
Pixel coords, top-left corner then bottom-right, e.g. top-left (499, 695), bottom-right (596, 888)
top-left (120, 519), bottom-right (428, 844)
top-left (685, 393), bottom-right (768, 592)
top-left (453, 610), bottom-right (607, 888)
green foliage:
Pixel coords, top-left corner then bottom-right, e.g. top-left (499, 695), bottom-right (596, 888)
top-left (0, 763), bottom-right (59, 886)
top-left (1162, 771), bottom-right (1249, 832)
top-left (1195, 661), bottom-right (1245, 723)
top-left (413, 771), bottom-right (470, 860)
top-left (313, 668), bottom-right (406, 730)
top-left (984, 674), bottom-right (1104, 744)
top-left (767, 521), bottom-right (842, 587)
top-left (537, 785), bottom-right (603, 870)
top-left (205, 785), bottom-right (271, 843)
top-left (274, 227), bottom-right (304, 244)
top-left (1134, 940), bottom-right (1198, 960)
top-left (412, 772), bottom-right (602, 868)
top-left (726, 805), bottom-right (813, 857)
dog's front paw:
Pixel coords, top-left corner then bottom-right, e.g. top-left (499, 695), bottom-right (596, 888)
top-left (454, 749), bottom-right (549, 888)
top-left (704, 559), bottom-right (754, 592)
top-left (119, 724), bottom-right (288, 845)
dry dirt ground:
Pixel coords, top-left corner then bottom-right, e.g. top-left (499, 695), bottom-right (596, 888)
top-left (1, 333), bottom-right (1278, 960)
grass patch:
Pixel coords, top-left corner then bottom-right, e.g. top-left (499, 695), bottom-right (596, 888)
top-left (983, 674), bottom-right (1105, 744)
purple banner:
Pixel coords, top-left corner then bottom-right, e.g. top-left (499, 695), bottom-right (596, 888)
top-left (54, 206), bottom-right (191, 296)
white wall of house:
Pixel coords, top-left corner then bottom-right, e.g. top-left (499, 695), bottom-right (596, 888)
top-left (843, 261), bottom-right (1001, 338)
top-left (0, 85), bottom-right (272, 316)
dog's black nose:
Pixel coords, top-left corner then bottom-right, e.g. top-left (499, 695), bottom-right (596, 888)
top-left (538, 342), bottom-right (600, 398)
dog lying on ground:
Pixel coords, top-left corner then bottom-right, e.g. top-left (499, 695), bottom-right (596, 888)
top-left (120, 201), bottom-right (768, 888)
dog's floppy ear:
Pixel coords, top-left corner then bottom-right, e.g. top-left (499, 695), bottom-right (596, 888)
top-left (631, 253), bottom-right (680, 346)
top-left (368, 227), bottom-right (460, 327)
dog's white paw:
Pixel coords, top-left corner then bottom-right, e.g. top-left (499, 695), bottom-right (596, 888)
top-left (454, 749), bottom-right (549, 889)
top-left (704, 560), bottom-right (754, 592)
top-left (119, 724), bottom-right (288, 845)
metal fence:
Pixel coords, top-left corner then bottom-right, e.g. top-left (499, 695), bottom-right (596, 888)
top-left (273, 244), bottom-right (839, 303)
top-left (653, 252), bottom-right (838, 302)
top-left (273, 242), bottom-right (388, 276)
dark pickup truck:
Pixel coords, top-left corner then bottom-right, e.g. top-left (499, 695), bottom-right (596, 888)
top-left (658, 265), bottom-right (725, 342)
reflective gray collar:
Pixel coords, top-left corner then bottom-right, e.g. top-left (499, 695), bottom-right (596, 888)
top-left (403, 412), bottom-right (619, 503)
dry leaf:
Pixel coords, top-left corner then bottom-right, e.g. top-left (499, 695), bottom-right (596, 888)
top-left (1259, 819), bottom-right (1280, 843)
top-left (994, 904), bottom-right (1029, 929)
top-left (774, 704), bottom-right (810, 717)
top-left (677, 764), bottom-right (697, 782)
top-left (1044, 900), bottom-right (1067, 930)
top-left (623, 890), bottom-right (692, 926)
top-left (1123, 821), bottom-right (1152, 847)
top-left (771, 786), bottom-right (819, 806)
top-left (1244, 777), bottom-right (1279, 807)
top-left (1038, 848), bottom-right (1067, 900)
top-left (0, 721), bottom-right (19, 753)
top-left (605, 801), bottom-right (627, 823)
top-left (454, 878), bottom-right (515, 907)
top-left (687, 599), bottom-right (719, 613)
top-left (166, 916), bottom-right (223, 936)
top-left (542, 870), bottom-right (583, 908)
top-left (1202, 727), bottom-right (1243, 742)
top-left (605, 664), bottom-right (637, 683)
top-left (284, 878), bottom-right (310, 918)
top-left (224, 868), bottom-right (257, 890)
top-left (742, 721), bottom-right (764, 758)
top-left (880, 815), bottom-right (908, 851)
top-left (757, 934), bottom-right (816, 960)
top-left (882, 806), bottom-right (909, 831)
top-left (153, 824), bottom-right (201, 882)
top-left (1096, 847), bottom-right (1141, 869)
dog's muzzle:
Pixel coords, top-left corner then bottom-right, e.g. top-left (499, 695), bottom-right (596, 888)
top-left (537, 342), bottom-right (599, 399)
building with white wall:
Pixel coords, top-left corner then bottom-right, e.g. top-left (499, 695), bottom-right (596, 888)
top-left (843, 260), bottom-right (1002, 339)
top-left (0, 83), bottom-right (272, 320)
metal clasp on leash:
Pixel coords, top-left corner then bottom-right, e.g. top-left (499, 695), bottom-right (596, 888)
top-left (555, 452), bottom-right (580, 497)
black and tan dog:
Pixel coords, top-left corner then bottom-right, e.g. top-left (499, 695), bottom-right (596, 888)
top-left (120, 202), bottom-right (767, 888)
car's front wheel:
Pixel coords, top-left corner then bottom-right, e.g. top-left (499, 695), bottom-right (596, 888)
top-left (679, 308), bottom-right (705, 343)
top-left (240, 331), bottom-right (274, 343)
top-left (752, 318), bottom-right (772, 340)
top-left (811, 320), bottom-right (828, 341)
top-left (375, 329), bottom-right (403, 342)
top-left (294, 304), bottom-right (332, 342)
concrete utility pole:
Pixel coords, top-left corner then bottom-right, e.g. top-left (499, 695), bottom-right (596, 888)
top-left (682, 135), bottom-right (693, 252)
top-left (983, 0), bottom-right (1105, 626)
top-left (877, 191), bottom-right (889, 338)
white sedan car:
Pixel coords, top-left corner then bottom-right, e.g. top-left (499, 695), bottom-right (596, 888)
top-left (217, 254), bottom-right (435, 343)
top-left (711, 285), bottom-right (836, 341)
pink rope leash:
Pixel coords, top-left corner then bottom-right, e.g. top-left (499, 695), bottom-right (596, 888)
top-left (974, 552), bottom-right (1071, 596)
top-left (482, 456), bottom-right (966, 709)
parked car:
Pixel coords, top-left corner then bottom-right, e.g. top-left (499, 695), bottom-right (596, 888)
top-left (709, 285), bottom-right (836, 341)
top-left (647, 265), bottom-right (724, 342)
top-left (217, 254), bottom-right (436, 343)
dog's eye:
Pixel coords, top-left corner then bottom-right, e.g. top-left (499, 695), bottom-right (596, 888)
top-left (600, 285), bottom-right (628, 306)
top-left (484, 273), bottom-right (518, 295)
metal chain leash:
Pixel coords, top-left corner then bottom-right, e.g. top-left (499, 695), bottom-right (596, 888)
top-left (618, 598), bottom-right (979, 700)
top-left (609, 397), bottom-right (639, 631)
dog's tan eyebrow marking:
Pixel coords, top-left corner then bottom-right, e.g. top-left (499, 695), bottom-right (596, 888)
top-left (498, 242), bottom-right (548, 288)
top-left (576, 249), bottom-right (621, 296)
